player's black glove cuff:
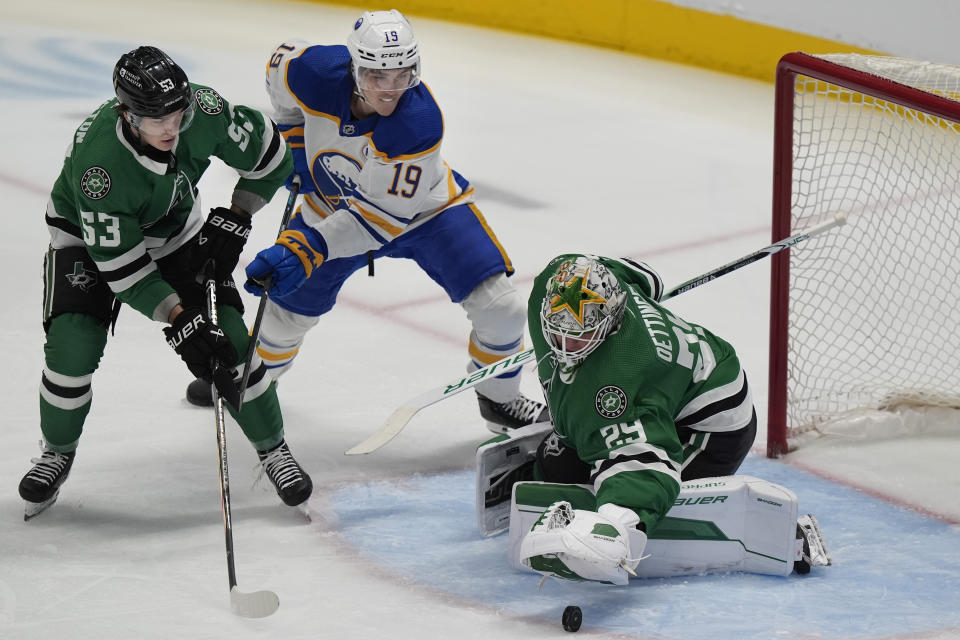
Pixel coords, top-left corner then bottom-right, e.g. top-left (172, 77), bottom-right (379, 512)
top-left (164, 307), bottom-right (238, 382)
top-left (190, 207), bottom-right (252, 281)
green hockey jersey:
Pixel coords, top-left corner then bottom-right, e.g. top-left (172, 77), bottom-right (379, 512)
top-left (45, 84), bottom-right (292, 321)
top-left (527, 254), bottom-right (747, 532)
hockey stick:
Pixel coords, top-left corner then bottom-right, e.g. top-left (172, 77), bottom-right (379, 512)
top-left (344, 213), bottom-right (846, 455)
top-left (236, 176), bottom-right (301, 407)
top-left (658, 213), bottom-right (846, 301)
top-left (204, 265), bottom-right (280, 618)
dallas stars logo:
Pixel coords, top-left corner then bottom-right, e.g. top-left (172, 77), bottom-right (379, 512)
top-left (65, 261), bottom-right (98, 291)
top-left (540, 432), bottom-right (564, 458)
top-left (195, 88), bottom-right (223, 115)
top-left (80, 166), bottom-right (111, 200)
top-left (548, 264), bottom-right (607, 326)
top-left (595, 385), bottom-right (627, 419)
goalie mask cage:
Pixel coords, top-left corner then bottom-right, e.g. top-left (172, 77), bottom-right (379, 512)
top-left (767, 52), bottom-right (960, 457)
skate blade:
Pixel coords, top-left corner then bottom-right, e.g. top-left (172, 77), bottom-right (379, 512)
top-left (24, 491), bottom-right (60, 521)
top-left (798, 514), bottom-right (832, 567)
top-left (484, 420), bottom-right (511, 435)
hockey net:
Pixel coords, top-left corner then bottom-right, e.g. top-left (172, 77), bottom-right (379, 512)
top-left (767, 52), bottom-right (960, 457)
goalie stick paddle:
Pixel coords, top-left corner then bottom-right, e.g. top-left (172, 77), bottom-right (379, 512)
top-left (205, 269), bottom-right (280, 618)
top-left (344, 348), bottom-right (539, 455)
top-left (236, 176), bottom-right (301, 407)
top-left (344, 213), bottom-right (847, 456)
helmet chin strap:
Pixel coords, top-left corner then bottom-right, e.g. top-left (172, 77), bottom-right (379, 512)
top-left (350, 87), bottom-right (376, 119)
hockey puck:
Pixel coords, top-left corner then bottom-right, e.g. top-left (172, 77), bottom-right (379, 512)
top-left (562, 605), bottom-right (582, 632)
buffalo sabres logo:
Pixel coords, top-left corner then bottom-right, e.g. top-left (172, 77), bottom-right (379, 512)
top-left (312, 151), bottom-right (363, 210)
top-left (65, 261), bottom-right (98, 291)
top-left (595, 385), bottom-right (627, 419)
top-left (80, 167), bottom-right (110, 200)
top-left (195, 88), bottom-right (223, 115)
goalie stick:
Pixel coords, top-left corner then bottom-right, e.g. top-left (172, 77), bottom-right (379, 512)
top-left (344, 213), bottom-right (846, 456)
top-left (205, 265), bottom-right (280, 618)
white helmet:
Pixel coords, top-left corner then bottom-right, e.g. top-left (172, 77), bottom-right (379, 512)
top-left (347, 10), bottom-right (421, 93)
top-left (540, 256), bottom-right (626, 376)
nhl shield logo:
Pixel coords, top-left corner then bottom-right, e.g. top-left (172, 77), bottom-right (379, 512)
top-left (595, 385), bottom-right (627, 419)
top-left (80, 167), bottom-right (111, 200)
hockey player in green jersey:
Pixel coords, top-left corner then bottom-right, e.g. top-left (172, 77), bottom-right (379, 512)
top-left (518, 253), bottom-right (758, 583)
top-left (18, 46), bottom-right (312, 519)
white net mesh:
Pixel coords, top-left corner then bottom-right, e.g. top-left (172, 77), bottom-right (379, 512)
top-left (785, 53), bottom-right (960, 443)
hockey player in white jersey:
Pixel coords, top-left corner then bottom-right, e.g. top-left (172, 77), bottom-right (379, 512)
top-left (185, 10), bottom-right (548, 432)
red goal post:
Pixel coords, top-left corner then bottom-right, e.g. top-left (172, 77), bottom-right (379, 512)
top-left (767, 52), bottom-right (960, 457)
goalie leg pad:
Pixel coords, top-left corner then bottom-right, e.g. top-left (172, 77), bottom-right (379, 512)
top-left (510, 476), bottom-right (808, 580)
top-left (476, 421), bottom-right (553, 536)
top-left (794, 513), bottom-right (832, 574)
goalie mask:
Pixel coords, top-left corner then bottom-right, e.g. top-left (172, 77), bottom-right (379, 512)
top-left (540, 256), bottom-right (626, 374)
top-left (347, 10), bottom-right (421, 97)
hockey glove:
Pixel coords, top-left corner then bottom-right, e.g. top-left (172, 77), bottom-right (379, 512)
top-left (164, 307), bottom-right (238, 382)
top-left (519, 501), bottom-right (645, 586)
top-left (244, 227), bottom-right (327, 298)
top-left (189, 207), bottom-right (252, 281)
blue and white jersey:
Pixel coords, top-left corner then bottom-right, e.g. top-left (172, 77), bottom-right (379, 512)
top-left (265, 40), bottom-right (475, 260)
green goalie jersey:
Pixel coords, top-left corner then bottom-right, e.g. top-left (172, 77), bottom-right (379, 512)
top-left (527, 254), bottom-right (746, 533)
top-left (45, 84), bottom-right (292, 321)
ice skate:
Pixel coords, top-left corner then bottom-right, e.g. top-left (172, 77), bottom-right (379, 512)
top-left (186, 377), bottom-right (213, 407)
top-left (477, 391), bottom-right (549, 434)
top-left (794, 513), bottom-right (832, 574)
top-left (257, 440), bottom-right (313, 506)
top-left (19, 447), bottom-right (76, 521)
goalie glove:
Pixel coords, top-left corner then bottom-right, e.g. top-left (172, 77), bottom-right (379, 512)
top-left (244, 227), bottom-right (328, 298)
top-left (519, 501), bottom-right (646, 586)
top-left (189, 207), bottom-right (252, 281)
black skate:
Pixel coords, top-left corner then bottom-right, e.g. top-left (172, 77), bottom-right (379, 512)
top-left (257, 440), bottom-right (313, 507)
top-left (19, 447), bottom-right (76, 521)
top-left (794, 514), bottom-right (832, 574)
top-left (477, 392), bottom-right (550, 434)
top-left (186, 377), bottom-right (213, 407)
